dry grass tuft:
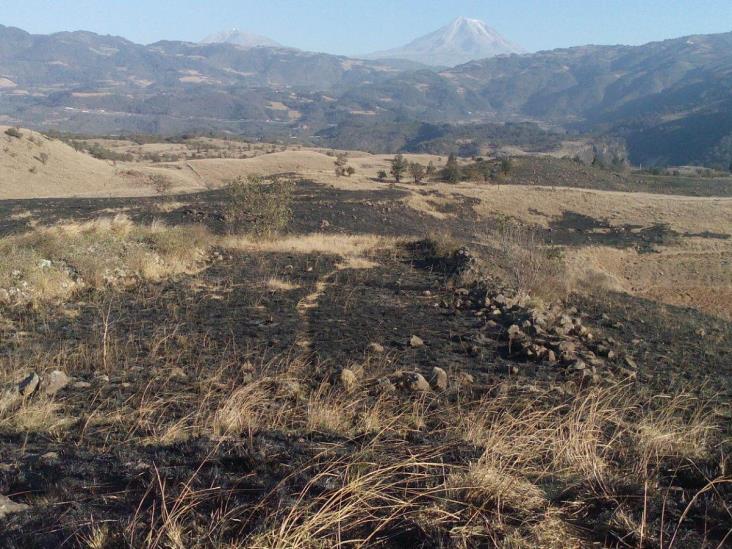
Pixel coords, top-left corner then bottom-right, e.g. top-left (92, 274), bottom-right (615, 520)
top-left (0, 214), bottom-right (212, 302)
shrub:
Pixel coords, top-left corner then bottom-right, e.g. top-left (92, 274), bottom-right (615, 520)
top-left (149, 174), bottom-right (173, 195)
top-left (487, 220), bottom-right (566, 300)
top-left (409, 162), bottom-right (426, 184)
top-left (225, 175), bottom-right (295, 236)
top-left (441, 153), bottom-right (461, 183)
top-left (376, 170), bottom-right (388, 181)
top-left (4, 127), bottom-right (22, 139)
top-left (390, 154), bottom-right (408, 183)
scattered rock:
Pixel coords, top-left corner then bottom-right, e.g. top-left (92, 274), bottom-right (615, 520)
top-left (409, 335), bottom-right (425, 349)
top-left (319, 219), bottom-right (331, 229)
top-left (72, 381), bottom-right (92, 389)
top-left (340, 369), bottom-right (358, 392)
top-left (376, 377), bottom-right (395, 394)
top-left (405, 373), bottom-right (431, 392)
top-left (41, 452), bottom-right (59, 462)
top-left (43, 370), bottom-right (70, 396)
top-left (458, 372), bottom-right (474, 387)
top-left (0, 494), bottom-right (29, 519)
top-left (431, 367), bottom-right (448, 391)
top-left (367, 342), bottom-right (385, 354)
top-left (18, 373), bottom-right (40, 397)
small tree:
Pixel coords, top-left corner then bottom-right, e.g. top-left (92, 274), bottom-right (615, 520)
top-left (345, 165), bottom-right (356, 177)
top-left (442, 153), bottom-right (461, 183)
top-left (376, 170), bottom-right (388, 182)
top-left (390, 154), bottom-right (408, 183)
top-left (500, 156), bottom-right (513, 176)
top-left (334, 153), bottom-right (349, 177)
top-left (409, 162), bottom-right (426, 184)
top-left (474, 160), bottom-right (493, 183)
top-left (425, 161), bottom-right (436, 179)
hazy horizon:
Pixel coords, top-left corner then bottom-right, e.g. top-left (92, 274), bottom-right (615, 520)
top-left (1, 0), bottom-right (731, 55)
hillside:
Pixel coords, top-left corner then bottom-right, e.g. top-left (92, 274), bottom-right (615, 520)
top-left (0, 126), bottom-right (206, 198)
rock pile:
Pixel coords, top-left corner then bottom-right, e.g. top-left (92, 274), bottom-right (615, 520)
top-left (444, 280), bottom-right (633, 383)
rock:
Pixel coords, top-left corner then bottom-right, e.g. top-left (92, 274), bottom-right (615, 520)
top-left (0, 288), bottom-right (10, 304)
top-left (507, 325), bottom-right (523, 339)
top-left (43, 370), bottom-right (70, 396)
top-left (0, 494), bottom-right (29, 519)
top-left (169, 367), bottom-right (187, 379)
top-left (624, 357), bottom-right (638, 369)
top-left (367, 342), bottom-right (385, 354)
top-left (95, 374), bottom-right (110, 383)
top-left (41, 452), bottom-right (59, 462)
top-left (409, 335), bottom-right (424, 349)
top-left (557, 341), bottom-right (576, 355)
top-left (569, 359), bottom-right (587, 372)
top-left (458, 373), bottom-right (474, 387)
top-left (431, 367), bottom-right (448, 391)
top-left (18, 373), bottom-right (40, 397)
top-left (376, 377), bottom-right (396, 394)
top-left (72, 381), bottom-right (92, 389)
top-left (406, 373), bottom-right (431, 392)
top-left (546, 350), bottom-right (557, 363)
top-left (320, 219), bottom-right (331, 229)
top-left (340, 369), bottom-right (358, 392)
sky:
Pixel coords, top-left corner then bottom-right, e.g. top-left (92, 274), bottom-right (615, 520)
top-left (1, 0), bottom-right (731, 55)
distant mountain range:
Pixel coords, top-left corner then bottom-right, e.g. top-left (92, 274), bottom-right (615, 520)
top-left (363, 17), bottom-right (525, 67)
top-left (1, 20), bottom-right (731, 168)
top-left (201, 29), bottom-right (283, 49)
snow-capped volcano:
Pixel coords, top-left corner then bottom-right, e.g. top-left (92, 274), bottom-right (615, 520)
top-left (363, 17), bottom-right (525, 67)
top-left (201, 28), bottom-right (282, 48)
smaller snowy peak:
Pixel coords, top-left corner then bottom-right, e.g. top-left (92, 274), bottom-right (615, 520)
top-left (201, 28), bottom-right (282, 49)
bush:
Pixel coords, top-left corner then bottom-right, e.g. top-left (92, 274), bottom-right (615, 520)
top-left (4, 127), bottom-right (22, 139)
top-left (441, 153), bottom-right (461, 183)
top-left (149, 174), bottom-right (173, 195)
top-left (225, 175), bottom-right (295, 236)
top-left (376, 170), bottom-right (388, 181)
top-left (487, 220), bottom-right (566, 300)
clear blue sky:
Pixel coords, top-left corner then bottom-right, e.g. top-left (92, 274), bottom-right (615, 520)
top-left (1, 0), bottom-right (730, 54)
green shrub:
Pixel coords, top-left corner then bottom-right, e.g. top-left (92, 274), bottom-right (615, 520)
top-left (4, 127), bottom-right (22, 139)
top-left (225, 175), bottom-right (295, 236)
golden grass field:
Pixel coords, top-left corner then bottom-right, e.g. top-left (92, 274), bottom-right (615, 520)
top-left (2, 128), bottom-right (730, 320)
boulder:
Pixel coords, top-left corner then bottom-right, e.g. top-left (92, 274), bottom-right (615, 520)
top-left (0, 494), bottom-right (29, 519)
top-left (18, 373), bottom-right (40, 397)
top-left (409, 335), bottom-right (425, 349)
top-left (43, 370), bottom-right (70, 396)
top-left (406, 373), bottom-right (431, 392)
top-left (431, 367), bottom-right (448, 391)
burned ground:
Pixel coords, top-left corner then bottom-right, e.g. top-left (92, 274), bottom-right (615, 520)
top-left (0, 177), bottom-right (730, 547)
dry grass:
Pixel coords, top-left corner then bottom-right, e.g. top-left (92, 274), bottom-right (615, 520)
top-left (0, 214), bottom-right (211, 303)
top-left (474, 220), bottom-right (568, 301)
top-left (221, 232), bottom-right (398, 258)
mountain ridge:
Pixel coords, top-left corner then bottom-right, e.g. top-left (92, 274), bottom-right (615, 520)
top-left (1, 23), bottom-right (731, 167)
